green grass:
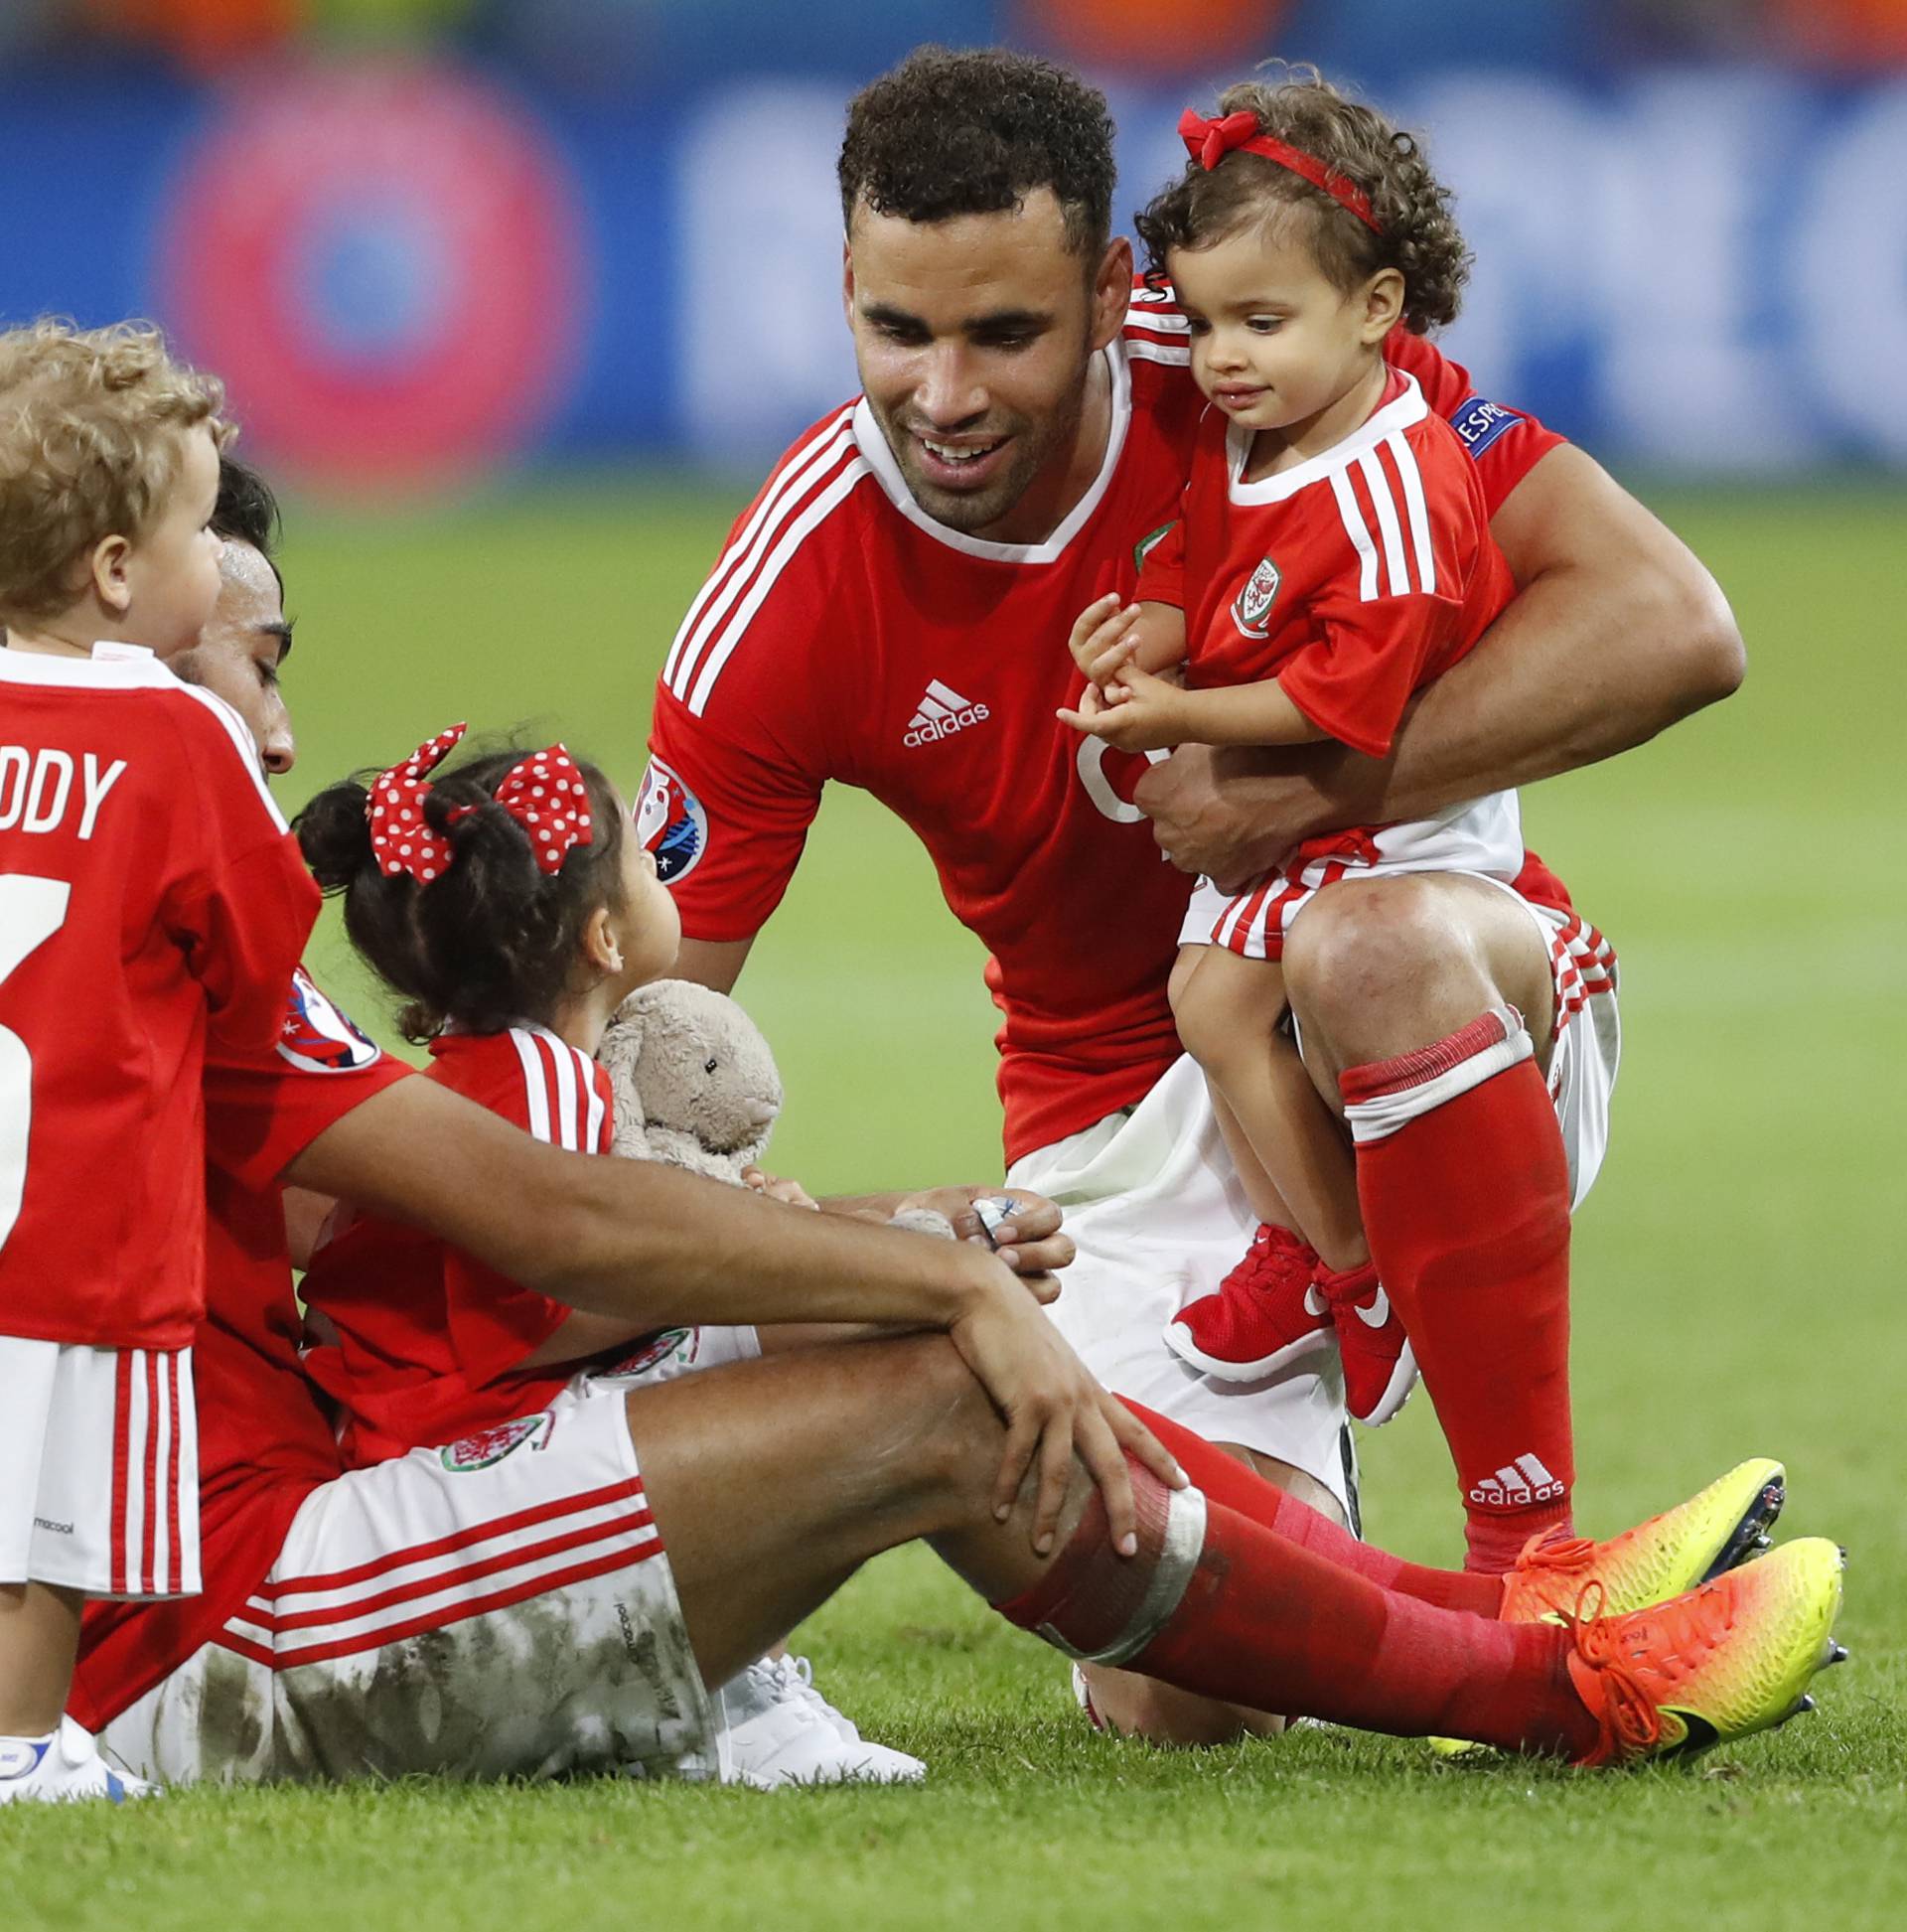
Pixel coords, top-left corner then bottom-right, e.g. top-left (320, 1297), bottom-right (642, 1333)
top-left (5, 478), bottom-right (1904, 1928)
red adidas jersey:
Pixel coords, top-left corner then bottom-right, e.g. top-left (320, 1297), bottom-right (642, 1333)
top-left (646, 297), bottom-right (1563, 1165)
top-left (73, 967), bottom-right (409, 1728)
top-left (1139, 368), bottom-right (1515, 759)
top-left (300, 1026), bottom-right (613, 1466)
top-left (0, 646), bottom-right (321, 1349)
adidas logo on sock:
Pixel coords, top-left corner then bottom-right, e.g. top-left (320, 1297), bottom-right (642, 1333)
top-left (904, 679), bottom-right (990, 748)
top-left (1468, 1453), bottom-right (1565, 1509)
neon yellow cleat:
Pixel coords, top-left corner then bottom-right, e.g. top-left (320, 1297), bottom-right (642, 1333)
top-left (1500, 1458), bottom-right (1786, 1625)
top-left (1565, 1537), bottom-right (1846, 1765)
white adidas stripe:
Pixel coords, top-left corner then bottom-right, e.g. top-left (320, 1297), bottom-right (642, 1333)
top-left (1357, 449), bottom-right (1410, 597)
top-left (1386, 431), bottom-right (1437, 595)
top-left (1328, 468), bottom-right (1381, 602)
top-left (662, 409), bottom-right (856, 697)
top-left (685, 456), bottom-right (870, 715)
top-left (1123, 339), bottom-right (1191, 367)
top-left (510, 1029), bottom-right (552, 1143)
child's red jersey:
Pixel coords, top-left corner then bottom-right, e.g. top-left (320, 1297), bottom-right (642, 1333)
top-left (1138, 369), bottom-right (1517, 758)
top-left (299, 1026), bottom-right (613, 1464)
top-left (646, 299), bottom-right (1562, 1165)
top-left (0, 645), bottom-right (320, 1349)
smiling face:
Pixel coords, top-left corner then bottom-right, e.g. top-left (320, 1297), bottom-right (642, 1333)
top-left (169, 538), bottom-right (296, 776)
top-left (1169, 220), bottom-right (1399, 441)
top-left (844, 189), bottom-right (1129, 542)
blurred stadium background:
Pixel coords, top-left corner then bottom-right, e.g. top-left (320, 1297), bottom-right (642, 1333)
top-left (2, 5), bottom-right (1902, 1925)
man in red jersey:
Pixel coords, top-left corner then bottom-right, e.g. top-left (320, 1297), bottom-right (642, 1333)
top-left (645, 49), bottom-right (1740, 1740)
top-left (68, 472), bottom-right (1822, 1788)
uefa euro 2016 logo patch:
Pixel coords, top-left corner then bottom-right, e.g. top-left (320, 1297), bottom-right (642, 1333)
top-left (277, 968), bottom-right (381, 1073)
top-left (439, 1412), bottom-right (555, 1472)
top-left (1232, 556), bottom-right (1281, 640)
top-left (635, 758), bottom-right (707, 885)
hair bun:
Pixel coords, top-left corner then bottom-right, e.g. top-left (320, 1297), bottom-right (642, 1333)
top-left (294, 779), bottom-right (378, 891)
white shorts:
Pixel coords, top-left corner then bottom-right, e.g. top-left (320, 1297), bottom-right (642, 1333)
top-left (1010, 881), bottom-right (1620, 1507)
top-left (0, 1338), bottom-right (199, 1598)
top-left (101, 1385), bottom-right (720, 1787)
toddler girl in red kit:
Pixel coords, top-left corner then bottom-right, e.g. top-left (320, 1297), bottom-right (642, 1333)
top-left (1061, 74), bottom-right (1555, 1562)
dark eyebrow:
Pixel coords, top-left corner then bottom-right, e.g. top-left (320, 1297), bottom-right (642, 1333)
top-left (860, 301), bottom-right (1053, 339)
top-left (255, 618), bottom-right (294, 662)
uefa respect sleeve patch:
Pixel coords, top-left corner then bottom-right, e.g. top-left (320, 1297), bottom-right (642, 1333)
top-left (1451, 396), bottom-right (1526, 460)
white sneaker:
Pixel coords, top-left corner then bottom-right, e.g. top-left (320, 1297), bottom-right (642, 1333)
top-left (0, 1718), bottom-right (157, 1804)
top-left (720, 1655), bottom-right (926, 1788)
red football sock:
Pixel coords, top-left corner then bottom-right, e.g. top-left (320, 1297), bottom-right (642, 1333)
top-left (1341, 1006), bottom-right (1575, 1573)
top-left (992, 1471), bottom-right (1596, 1755)
top-left (1117, 1398), bottom-right (1501, 1617)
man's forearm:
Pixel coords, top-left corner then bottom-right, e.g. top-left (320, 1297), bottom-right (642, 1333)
top-left (288, 1079), bottom-right (1000, 1334)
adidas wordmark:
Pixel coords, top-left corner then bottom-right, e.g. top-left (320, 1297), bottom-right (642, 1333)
top-left (904, 679), bottom-right (990, 748)
top-left (1468, 1453), bottom-right (1564, 1508)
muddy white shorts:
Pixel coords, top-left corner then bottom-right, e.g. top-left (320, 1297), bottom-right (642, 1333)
top-left (1011, 882), bottom-right (1620, 1508)
top-left (100, 1385), bottom-right (719, 1787)
top-left (0, 1339), bottom-right (198, 1598)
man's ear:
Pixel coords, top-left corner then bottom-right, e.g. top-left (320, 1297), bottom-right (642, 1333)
top-left (1362, 267), bottom-right (1405, 345)
top-left (89, 534), bottom-right (133, 617)
top-left (841, 233), bottom-right (856, 332)
top-left (1091, 235), bottom-right (1134, 353)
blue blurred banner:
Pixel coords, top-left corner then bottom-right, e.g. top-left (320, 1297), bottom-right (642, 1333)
top-left (3, 53), bottom-right (1900, 487)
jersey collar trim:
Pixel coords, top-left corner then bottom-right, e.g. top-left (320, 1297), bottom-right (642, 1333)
top-left (0, 641), bottom-right (177, 689)
top-left (1224, 368), bottom-right (1427, 507)
top-left (850, 340), bottom-right (1133, 566)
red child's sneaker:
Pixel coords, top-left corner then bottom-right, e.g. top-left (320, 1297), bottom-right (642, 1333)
top-left (1163, 1224), bottom-right (1332, 1382)
top-left (1313, 1259), bottom-right (1418, 1426)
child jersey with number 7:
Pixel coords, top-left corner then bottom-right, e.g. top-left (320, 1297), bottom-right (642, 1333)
top-left (0, 647), bottom-right (319, 1350)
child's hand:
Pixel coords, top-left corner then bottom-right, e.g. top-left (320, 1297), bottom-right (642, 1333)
top-left (1057, 664), bottom-right (1186, 752)
top-left (742, 1166), bottom-right (819, 1210)
top-left (1069, 594), bottom-right (1145, 687)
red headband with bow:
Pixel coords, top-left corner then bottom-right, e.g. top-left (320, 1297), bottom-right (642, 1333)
top-left (1178, 108), bottom-right (1382, 235)
top-left (367, 725), bottom-right (595, 885)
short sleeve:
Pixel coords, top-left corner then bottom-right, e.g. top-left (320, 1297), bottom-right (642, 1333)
top-left (1278, 588), bottom-right (1469, 760)
top-left (1385, 331), bottom-right (1566, 517)
top-left (165, 691), bottom-right (321, 1050)
top-left (1133, 515), bottom-right (1186, 610)
top-left (645, 681), bottom-right (824, 945)
top-left (204, 970), bottom-right (407, 1192)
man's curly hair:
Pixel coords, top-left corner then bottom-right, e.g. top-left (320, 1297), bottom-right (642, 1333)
top-left (1135, 69), bottom-right (1471, 335)
top-left (0, 320), bottom-right (230, 624)
top-left (838, 46), bottom-right (1116, 259)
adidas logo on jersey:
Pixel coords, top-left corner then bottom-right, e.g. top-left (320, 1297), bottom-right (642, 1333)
top-left (904, 679), bottom-right (990, 747)
top-left (1467, 1453), bottom-right (1565, 1509)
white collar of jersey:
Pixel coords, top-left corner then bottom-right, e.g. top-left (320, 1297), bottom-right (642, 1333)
top-left (0, 639), bottom-right (177, 688)
top-left (851, 339), bottom-right (1134, 566)
top-left (1224, 367), bottom-right (1428, 507)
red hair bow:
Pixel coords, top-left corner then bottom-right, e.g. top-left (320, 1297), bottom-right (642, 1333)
top-left (367, 721), bottom-right (467, 884)
top-left (1177, 107), bottom-right (1382, 235)
top-left (478, 745), bottom-right (595, 876)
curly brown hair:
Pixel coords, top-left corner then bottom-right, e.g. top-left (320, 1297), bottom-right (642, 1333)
top-left (296, 743), bottom-right (631, 1044)
top-left (0, 320), bottom-right (231, 624)
top-left (838, 46), bottom-right (1116, 259)
top-left (1134, 70), bottom-right (1470, 335)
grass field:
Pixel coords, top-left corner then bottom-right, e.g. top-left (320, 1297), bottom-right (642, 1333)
top-left (5, 477), bottom-right (1904, 1928)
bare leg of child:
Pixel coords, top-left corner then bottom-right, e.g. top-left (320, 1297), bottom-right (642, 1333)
top-left (0, 1581), bottom-right (81, 1738)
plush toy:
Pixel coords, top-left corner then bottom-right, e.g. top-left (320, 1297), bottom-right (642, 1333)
top-left (596, 978), bottom-right (954, 1238)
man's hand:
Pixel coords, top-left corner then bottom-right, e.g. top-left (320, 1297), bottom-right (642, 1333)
top-left (947, 1268), bottom-right (1186, 1557)
top-left (896, 1185), bottom-right (1075, 1278)
top-left (1134, 741), bottom-right (1372, 890)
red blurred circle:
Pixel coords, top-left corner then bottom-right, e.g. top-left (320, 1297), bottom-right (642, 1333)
top-left (158, 61), bottom-right (588, 493)
top-left (1015, 0), bottom-right (1288, 70)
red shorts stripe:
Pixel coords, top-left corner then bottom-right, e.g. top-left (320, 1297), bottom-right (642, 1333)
top-left (247, 1506), bottom-right (658, 1635)
top-left (142, 1350), bottom-right (162, 1595)
top-left (252, 1474), bottom-right (647, 1601)
top-left (109, 1353), bottom-right (132, 1596)
top-left (248, 1541), bottom-right (666, 1672)
top-left (166, 1354), bottom-right (184, 1594)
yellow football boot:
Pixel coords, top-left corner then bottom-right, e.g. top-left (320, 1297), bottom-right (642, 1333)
top-left (1565, 1538), bottom-right (1847, 1765)
top-left (1500, 1457), bottom-right (1786, 1624)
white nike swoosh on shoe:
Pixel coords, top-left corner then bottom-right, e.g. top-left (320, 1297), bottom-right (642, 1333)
top-left (1303, 1285), bottom-right (1329, 1318)
top-left (1354, 1287), bottom-right (1392, 1329)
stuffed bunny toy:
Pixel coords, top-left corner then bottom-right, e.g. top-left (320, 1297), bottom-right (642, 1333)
top-left (596, 979), bottom-right (953, 1238)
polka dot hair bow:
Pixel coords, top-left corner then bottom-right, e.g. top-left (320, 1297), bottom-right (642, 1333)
top-left (477, 745), bottom-right (595, 875)
top-left (367, 721), bottom-right (468, 884)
